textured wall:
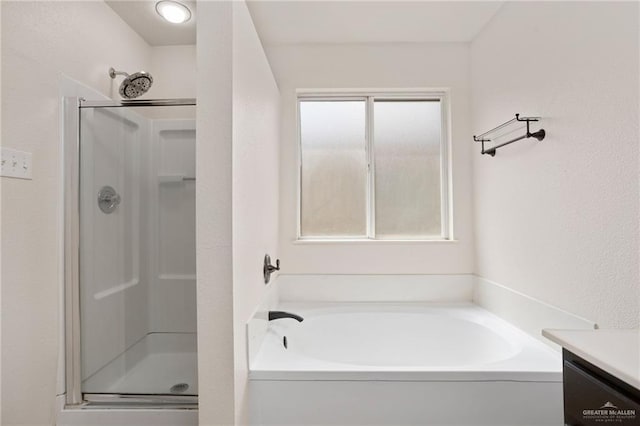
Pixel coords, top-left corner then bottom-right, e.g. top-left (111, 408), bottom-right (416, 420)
top-left (266, 43), bottom-right (474, 274)
top-left (471, 1), bottom-right (639, 328)
top-left (150, 45), bottom-right (197, 100)
top-left (232, 2), bottom-right (280, 423)
top-left (1, 1), bottom-right (151, 424)
top-left (196, 1), bottom-right (236, 425)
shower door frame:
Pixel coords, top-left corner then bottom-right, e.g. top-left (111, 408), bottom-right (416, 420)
top-left (63, 97), bottom-right (197, 408)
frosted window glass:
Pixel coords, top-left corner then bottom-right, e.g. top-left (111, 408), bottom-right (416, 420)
top-left (300, 101), bottom-right (367, 236)
top-left (374, 101), bottom-right (442, 238)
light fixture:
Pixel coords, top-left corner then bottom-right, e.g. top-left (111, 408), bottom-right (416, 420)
top-left (155, 1), bottom-right (192, 24)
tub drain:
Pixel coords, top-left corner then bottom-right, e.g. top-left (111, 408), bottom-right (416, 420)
top-left (170, 383), bottom-right (189, 394)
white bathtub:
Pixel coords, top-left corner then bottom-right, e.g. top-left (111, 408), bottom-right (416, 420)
top-left (250, 303), bottom-right (563, 425)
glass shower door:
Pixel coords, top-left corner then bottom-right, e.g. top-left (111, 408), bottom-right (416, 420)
top-left (77, 104), bottom-right (197, 400)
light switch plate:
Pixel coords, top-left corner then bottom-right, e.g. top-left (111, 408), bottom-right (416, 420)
top-left (1, 147), bottom-right (33, 180)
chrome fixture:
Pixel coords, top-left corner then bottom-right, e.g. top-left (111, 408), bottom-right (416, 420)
top-left (97, 185), bottom-right (121, 214)
top-left (79, 98), bottom-right (196, 108)
top-left (109, 67), bottom-right (154, 99)
top-left (156, 1), bottom-right (192, 24)
top-left (263, 254), bottom-right (280, 284)
top-left (268, 311), bottom-right (304, 322)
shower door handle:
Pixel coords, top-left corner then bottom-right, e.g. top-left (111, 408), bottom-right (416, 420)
top-left (98, 186), bottom-right (121, 214)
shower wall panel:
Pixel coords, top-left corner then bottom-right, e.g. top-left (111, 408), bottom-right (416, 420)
top-left (148, 120), bottom-right (197, 333)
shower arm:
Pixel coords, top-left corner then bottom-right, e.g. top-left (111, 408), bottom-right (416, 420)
top-left (109, 67), bottom-right (129, 79)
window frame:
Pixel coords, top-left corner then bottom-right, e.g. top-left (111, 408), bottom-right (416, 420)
top-left (296, 89), bottom-right (452, 242)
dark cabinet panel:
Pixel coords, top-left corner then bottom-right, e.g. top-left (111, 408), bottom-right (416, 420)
top-left (563, 350), bottom-right (639, 426)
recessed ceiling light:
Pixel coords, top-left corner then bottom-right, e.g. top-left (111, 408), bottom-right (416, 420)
top-left (155, 1), bottom-right (192, 24)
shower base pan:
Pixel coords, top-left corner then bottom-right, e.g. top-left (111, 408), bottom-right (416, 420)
top-left (82, 332), bottom-right (198, 400)
top-left (57, 333), bottom-right (197, 425)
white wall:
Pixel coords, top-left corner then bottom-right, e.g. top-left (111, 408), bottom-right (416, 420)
top-left (471, 1), bottom-right (639, 328)
top-left (232, 2), bottom-right (280, 423)
top-left (196, 4), bottom-right (281, 424)
top-left (265, 43), bottom-right (474, 274)
top-left (1, 1), bottom-right (151, 424)
top-left (150, 45), bottom-right (197, 99)
top-left (0, 3), bottom-right (3, 418)
top-left (146, 45), bottom-right (197, 119)
top-left (196, 1), bottom-right (236, 424)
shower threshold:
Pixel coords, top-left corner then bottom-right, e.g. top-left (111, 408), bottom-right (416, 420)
top-left (81, 332), bottom-right (198, 406)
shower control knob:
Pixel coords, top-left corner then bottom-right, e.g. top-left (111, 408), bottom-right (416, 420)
top-left (97, 185), bottom-right (121, 214)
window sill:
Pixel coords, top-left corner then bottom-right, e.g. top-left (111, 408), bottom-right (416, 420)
top-left (293, 239), bottom-right (458, 245)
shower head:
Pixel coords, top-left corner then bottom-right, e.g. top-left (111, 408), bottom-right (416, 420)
top-left (109, 67), bottom-right (154, 99)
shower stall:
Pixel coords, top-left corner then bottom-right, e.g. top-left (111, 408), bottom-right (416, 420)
top-left (63, 97), bottom-right (197, 407)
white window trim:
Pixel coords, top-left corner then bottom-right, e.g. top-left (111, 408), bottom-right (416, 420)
top-left (296, 89), bottom-right (453, 242)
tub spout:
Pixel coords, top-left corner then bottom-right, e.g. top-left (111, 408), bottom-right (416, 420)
top-left (268, 311), bottom-right (304, 322)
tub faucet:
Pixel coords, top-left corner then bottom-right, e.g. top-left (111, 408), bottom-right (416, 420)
top-left (268, 311), bottom-right (304, 322)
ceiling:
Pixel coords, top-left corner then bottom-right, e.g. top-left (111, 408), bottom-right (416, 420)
top-left (246, 1), bottom-right (505, 45)
top-left (105, 1), bottom-right (503, 47)
top-left (106, 0), bottom-right (196, 46)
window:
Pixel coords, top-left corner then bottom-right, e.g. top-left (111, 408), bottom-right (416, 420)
top-left (298, 92), bottom-right (450, 240)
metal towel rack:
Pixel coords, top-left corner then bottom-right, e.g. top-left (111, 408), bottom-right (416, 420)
top-left (473, 114), bottom-right (546, 157)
